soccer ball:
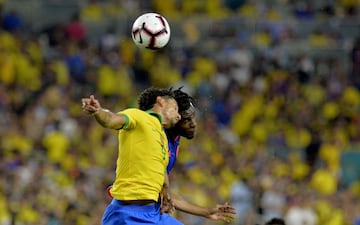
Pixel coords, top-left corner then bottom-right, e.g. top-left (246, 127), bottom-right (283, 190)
top-left (131, 13), bottom-right (171, 50)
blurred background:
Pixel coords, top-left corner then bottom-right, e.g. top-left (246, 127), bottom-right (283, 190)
top-left (0, 0), bottom-right (360, 224)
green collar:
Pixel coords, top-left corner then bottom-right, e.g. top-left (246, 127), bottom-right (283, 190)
top-left (146, 110), bottom-right (163, 123)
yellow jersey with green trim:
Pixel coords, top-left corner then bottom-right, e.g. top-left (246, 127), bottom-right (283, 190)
top-left (110, 108), bottom-right (169, 201)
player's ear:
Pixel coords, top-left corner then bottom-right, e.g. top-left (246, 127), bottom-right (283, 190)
top-left (156, 96), bottom-right (165, 107)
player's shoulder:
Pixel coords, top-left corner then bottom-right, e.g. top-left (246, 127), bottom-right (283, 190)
top-left (119, 108), bottom-right (154, 121)
top-left (119, 108), bottom-right (143, 115)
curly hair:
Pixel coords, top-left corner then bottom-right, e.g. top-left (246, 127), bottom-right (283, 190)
top-left (265, 218), bottom-right (286, 225)
top-left (138, 87), bottom-right (175, 111)
top-left (173, 87), bottom-right (195, 114)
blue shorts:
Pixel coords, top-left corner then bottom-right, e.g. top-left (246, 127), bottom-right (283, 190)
top-left (160, 213), bottom-right (183, 225)
top-left (102, 199), bottom-right (183, 225)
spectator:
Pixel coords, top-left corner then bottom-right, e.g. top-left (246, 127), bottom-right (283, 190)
top-left (350, 36), bottom-right (360, 89)
top-left (2, 9), bottom-right (23, 33)
top-left (99, 27), bottom-right (119, 51)
top-left (80, 0), bottom-right (104, 21)
top-left (265, 217), bottom-right (286, 225)
top-left (284, 192), bottom-right (317, 225)
top-left (230, 178), bottom-right (255, 225)
top-left (65, 12), bottom-right (87, 44)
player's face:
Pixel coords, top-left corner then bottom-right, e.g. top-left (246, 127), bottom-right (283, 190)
top-left (162, 98), bottom-right (181, 129)
top-left (176, 107), bottom-right (196, 139)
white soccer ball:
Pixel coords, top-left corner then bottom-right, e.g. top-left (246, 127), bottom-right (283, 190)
top-left (131, 13), bottom-right (171, 50)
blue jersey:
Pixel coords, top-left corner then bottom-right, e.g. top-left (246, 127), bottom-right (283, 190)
top-left (166, 131), bottom-right (181, 174)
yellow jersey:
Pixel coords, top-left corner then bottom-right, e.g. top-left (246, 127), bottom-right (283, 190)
top-left (110, 108), bottom-right (169, 201)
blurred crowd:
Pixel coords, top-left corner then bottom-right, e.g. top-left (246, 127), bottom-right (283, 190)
top-left (0, 0), bottom-right (360, 225)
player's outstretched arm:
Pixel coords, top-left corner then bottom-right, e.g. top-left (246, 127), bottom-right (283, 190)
top-left (82, 95), bottom-right (127, 130)
top-left (172, 193), bottom-right (236, 222)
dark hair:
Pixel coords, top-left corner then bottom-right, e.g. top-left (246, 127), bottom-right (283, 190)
top-left (173, 87), bottom-right (195, 114)
top-left (265, 218), bottom-right (286, 225)
top-left (138, 87), bottom-right (175, 111)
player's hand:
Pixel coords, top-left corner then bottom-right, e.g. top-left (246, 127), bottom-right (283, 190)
top-left (207, 202), bottom-right (236, 222)
top-left (160, 195), bottom-right (175, 214)
top-left (82, 95), bottom-right (101, 115)
top-left (160, 185), bottom-right (175, 214)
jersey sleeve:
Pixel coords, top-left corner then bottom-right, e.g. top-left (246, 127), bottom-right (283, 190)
top-left (117, 108), bottom-right (138, 129)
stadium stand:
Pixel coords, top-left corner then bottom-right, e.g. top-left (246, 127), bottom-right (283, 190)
top-left (0, 0), bottom-right (360, 224)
